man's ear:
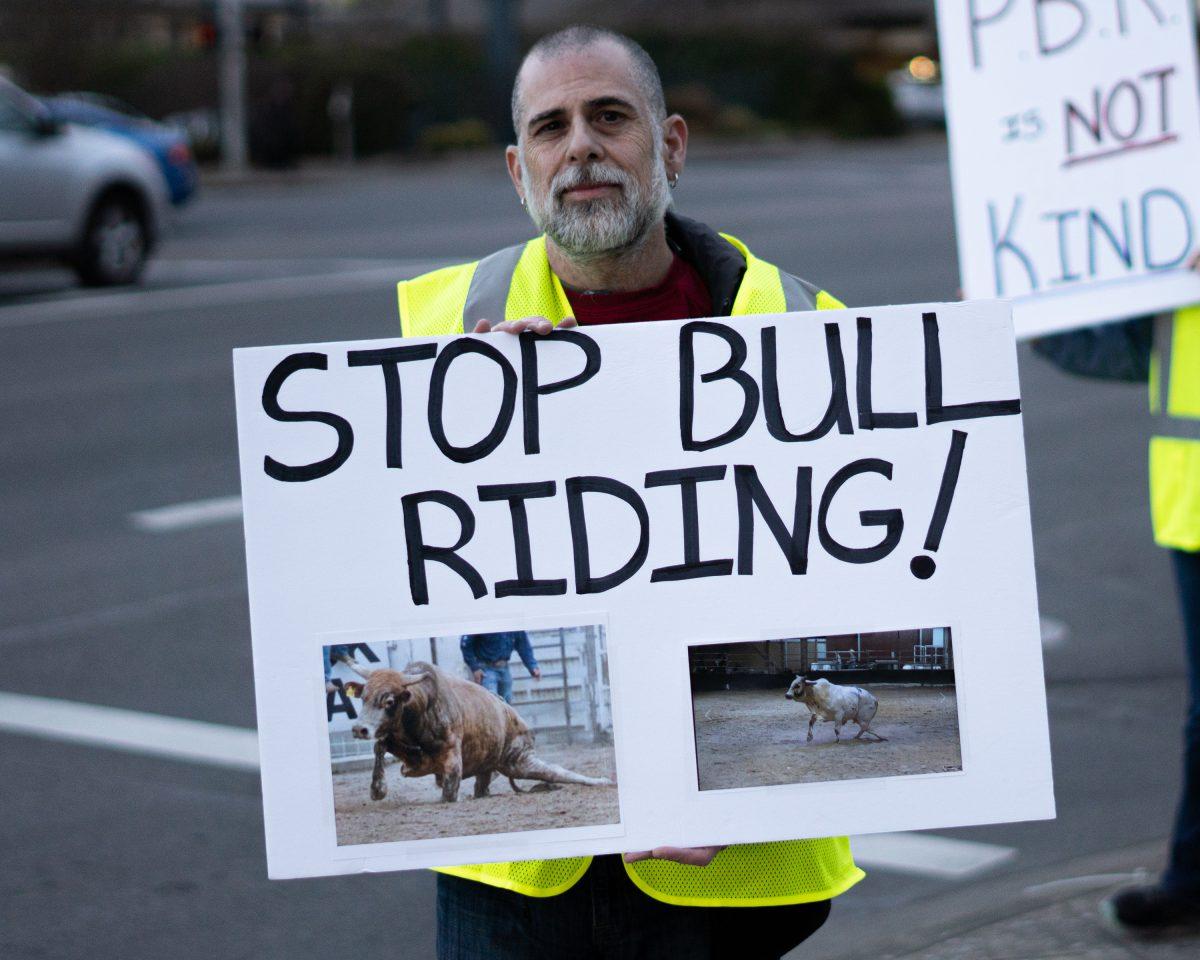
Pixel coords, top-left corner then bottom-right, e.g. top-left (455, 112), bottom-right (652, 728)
top-left (662, 113), bottom-right (688, 178)
top-left (505, 144), bottom-right (525, 204)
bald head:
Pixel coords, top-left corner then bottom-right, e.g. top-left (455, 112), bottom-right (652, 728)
top-left (511, 26), bottom-right (667, 138)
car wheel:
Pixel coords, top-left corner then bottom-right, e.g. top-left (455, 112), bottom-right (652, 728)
top-left (74, 194), bottom-right (148, 286)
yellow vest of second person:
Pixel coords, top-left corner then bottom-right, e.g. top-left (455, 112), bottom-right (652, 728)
top-left (1150, 307), bottom-right (1200, 552)
top-left (395, 230), bottom-right (864, 906)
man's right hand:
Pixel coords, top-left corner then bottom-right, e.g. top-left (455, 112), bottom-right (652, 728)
top-left (473, 669), bottom-right (484, 684)
top-left (472, 316), bottom-right (578, 335)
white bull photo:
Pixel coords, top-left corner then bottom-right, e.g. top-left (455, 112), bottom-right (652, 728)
top-left (785, 676), bottom-right (887, 743)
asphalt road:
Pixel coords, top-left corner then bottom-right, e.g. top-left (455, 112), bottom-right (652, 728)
top-left (0, 137), bottom-right (1188, 959)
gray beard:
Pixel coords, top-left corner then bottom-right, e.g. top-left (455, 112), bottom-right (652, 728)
top-left (523, 159), bottom-right (671, 260)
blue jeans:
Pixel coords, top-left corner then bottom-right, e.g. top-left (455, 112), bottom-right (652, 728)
top-left (436, 854), bottom-right (830, 959)
top-left (1166, 548), bottom-right (1200, 895)
top-left (480, 664), bottom-right (513, 703)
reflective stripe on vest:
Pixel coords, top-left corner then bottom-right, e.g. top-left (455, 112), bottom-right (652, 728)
top-left (1153, 313), bottom-right (1200, 440)
top-left (780, 270), bottom-right (819, 312)
top-left (463, 243), bottom-right (525, 328)
top-left (401, 231), bottom-right (863, 906)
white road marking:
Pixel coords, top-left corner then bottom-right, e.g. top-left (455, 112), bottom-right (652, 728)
top-left (0, 260), bottom-right (450, 330)
top-left (0, 692), bottom-right (259, 772)
top-left (0, 694), bottom-right (1021, 875)
top-left (1023, 870), bottom-right (1149, 896)
top-left (130, 495), bottom-right (243, 532)
top-left (851, 832), bottom-right (1017, 879)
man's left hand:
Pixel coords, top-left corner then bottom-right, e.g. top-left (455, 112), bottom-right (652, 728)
top-left (531, 667), bottom-right (542, 680)
top-left (622, 846), bottom-right (726, 867)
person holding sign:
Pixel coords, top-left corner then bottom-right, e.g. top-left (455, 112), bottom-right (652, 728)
top-left (396, 24), bottom-right (863, 960)
top-left (1035, 257), bottom-right (1200, 934)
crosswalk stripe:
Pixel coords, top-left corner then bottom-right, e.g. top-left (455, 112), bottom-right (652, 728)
top-left (0, 692), bottom-right (260, 772)
top-left (129, 495), bottom-right (243, 532)
top-left (0, 692), bottom-right (1019, 877)
top-left (850, 831), bottom-right (1016, 879)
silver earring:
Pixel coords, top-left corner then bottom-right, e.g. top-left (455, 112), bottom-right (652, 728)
top-left (520, 196), bottom-right (527, 207)
top-left (668, 172), bottom-right (679, 189)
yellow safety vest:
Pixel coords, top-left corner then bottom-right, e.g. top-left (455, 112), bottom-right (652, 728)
top-left (396, 227), bottom-right (865, 906)
top-left (1150, 307), bottom-right (1200, 552)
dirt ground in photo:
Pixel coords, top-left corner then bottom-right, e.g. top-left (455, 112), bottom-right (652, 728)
top-left (693, 684), bottom-right (961, 791)
top-left (333, 741), bottom-right (619, 845)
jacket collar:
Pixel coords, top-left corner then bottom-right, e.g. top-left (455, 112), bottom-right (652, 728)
top-left (663, 211), bottom-right (747, 317)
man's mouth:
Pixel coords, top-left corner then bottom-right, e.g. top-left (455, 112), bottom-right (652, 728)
top-left (560, 182), bottom-right (621, 200)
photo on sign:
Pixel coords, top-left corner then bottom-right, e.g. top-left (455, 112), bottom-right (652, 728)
top-left (689, 628), bottom-right (961, 792)
top-left (324, 626), bottom-right (618, 846)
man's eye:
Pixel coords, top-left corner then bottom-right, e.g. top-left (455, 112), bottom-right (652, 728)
top-left (535, 120), bottom-right (562, 136)
top-left (599, 111), bottom-right (624, 123)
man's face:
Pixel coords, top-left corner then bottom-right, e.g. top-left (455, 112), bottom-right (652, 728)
top-left (507, 42), bottom-right (673, 258)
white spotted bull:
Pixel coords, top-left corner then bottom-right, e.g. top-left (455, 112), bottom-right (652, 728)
top-left (785, 676), bottom-right (886, 743)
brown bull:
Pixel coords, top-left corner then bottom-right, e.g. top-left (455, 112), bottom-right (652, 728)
top-left (348, 660), bottom-right (611, 803)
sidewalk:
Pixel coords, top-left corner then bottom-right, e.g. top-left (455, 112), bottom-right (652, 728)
top-left (805, 841), bottom-right (1200, 960)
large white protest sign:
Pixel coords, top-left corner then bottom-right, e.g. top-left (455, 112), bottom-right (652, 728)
top-left (937, 0), bottom-right (1200, 336)
top-left (234, 301), bottom-right (1053, 879)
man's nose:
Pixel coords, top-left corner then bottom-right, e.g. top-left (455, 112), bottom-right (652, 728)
top-left (564, 118), bottom-right (604, 163)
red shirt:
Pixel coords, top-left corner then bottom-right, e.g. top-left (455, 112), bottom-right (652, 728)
top-left (562, 254), bottom-right (713, 325)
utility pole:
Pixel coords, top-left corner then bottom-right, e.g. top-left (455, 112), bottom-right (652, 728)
top-left (486, 0), bottom-right (520, 137)
top-left (217, 0), bottom-right (248, 172)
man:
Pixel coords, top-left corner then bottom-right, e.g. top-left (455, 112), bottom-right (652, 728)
top-left (1034, 263), bottom-right (1200, 934)
top-left (460, 630), bottom-right (540, 703)
top-left (398, 26), bottom-right (863, 959)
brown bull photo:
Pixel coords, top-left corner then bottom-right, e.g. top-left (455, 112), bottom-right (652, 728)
top-left (347, 660), bottom-right (612, 803)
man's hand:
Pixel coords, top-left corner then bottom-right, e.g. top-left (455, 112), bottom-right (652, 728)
top-left (472, 316), bottom-right (578, 335)
top-left (531, 667), bottom-right (542, 680)
top-left (1189, 250), bottom-right (1200, 272)
top-left (473, 669), bottom-right (484, 684)
top-left (622, 846), bottom-right (726, 868)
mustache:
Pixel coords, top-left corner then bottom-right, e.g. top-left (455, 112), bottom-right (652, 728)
top-left (552, 164), bottom-right (632, 199)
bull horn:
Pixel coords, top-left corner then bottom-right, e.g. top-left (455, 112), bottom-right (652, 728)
top-left (338, 656), bottom-right (376, 680)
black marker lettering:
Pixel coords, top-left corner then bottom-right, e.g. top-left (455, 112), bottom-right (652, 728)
top-left (401, 490), bottom-right (486, 605)
top-left (645, 465), bottom-right (733, 582)
top-left (478, 481), bottom-right (567, 598)
top-left (734, 465), bottom-right (812, 575)
top-left (261, 352), bottom-right (354, 482)
top-left (566, 477), bottom-right (650, 594)
top-left (818, 459), bottom-right (904, 564)
top-left (427, 339), bottom-right (517, 463)
top-left (680, 321), bottom-right (760, 452)
top-left (761, 324), bottom-right (853, 441)
top-left (347, 343), bottom-right (437, 468)
top-left (855, 317), bottom-right (918, 430)
top-left (519, 329), bottom-right (601, 455)
top-left (923, 312), bottom-right (1022, 423)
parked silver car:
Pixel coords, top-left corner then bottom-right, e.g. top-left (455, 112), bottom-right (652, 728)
top-left (0, 76), bottom-right (169, 285)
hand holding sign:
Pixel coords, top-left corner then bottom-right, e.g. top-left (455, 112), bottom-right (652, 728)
top-left (472, 316), bottom-right (579, 335)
